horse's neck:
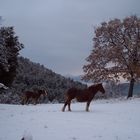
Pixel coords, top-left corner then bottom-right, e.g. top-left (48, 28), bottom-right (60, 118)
top-left (90, 86), bottom-right (99, 95)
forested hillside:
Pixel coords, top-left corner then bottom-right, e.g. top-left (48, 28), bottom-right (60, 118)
top-left (0, 57), bottom-right (86, 104)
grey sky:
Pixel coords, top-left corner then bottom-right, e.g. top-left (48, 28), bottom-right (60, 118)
top-left (0, 0), bottom-right (140, 76)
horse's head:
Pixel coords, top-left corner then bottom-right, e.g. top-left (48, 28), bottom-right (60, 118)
top-left (38, 90), bottom-right (48, 100)
top-left (97, 83), bottom-right (105, 94)
top-left (38, 90), bottom-right (48, 99)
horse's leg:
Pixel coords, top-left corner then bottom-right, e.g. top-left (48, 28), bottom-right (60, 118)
top-left (21, 96), bottom-right (25, 105)
top-left (86, 101), bottom-right (91, 112)
top-left (62, 101), bottom-right (68, 112)
top-left (62, 97), bottom-right (72, 112)
top-left (23, 97), bottom-right (27, 105)
top-left (34, 97), bottom-right (39, 105)
top-left (26, 97), bottom-right (30, 105)
top-left (68, 100), bottom-right (72, 111)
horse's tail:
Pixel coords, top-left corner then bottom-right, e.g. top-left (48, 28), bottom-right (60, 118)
top-left (64, 91), bottom-right (68, 100)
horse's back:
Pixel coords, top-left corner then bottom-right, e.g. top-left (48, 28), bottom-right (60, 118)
top-left (66, 88), bottom-right (79, 98)
top-left (66, 88), bottom-right (86, 98)
top-left (23, 91), bottom-right (37, 98)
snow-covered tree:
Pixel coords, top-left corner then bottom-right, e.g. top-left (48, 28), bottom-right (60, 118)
top-left (0, 27), bottom-right (23, 86)
top-left (83, 16), bottom-right (140, 98)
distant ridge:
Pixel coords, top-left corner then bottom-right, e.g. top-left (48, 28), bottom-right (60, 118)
top-left (65, 74), bottom-right (92, 85)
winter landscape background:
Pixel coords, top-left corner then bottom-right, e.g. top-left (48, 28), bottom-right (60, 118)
top-left (0, 0), bottom-right (140, 140)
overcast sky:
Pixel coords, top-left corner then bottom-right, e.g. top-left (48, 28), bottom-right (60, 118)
top-left (0, 0), bottom-right (140, 76)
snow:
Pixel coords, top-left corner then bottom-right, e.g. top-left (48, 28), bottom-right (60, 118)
top-left (0, 98), bottom-right (140, 140)
top-left (0, 83), bottom-right (8, 89)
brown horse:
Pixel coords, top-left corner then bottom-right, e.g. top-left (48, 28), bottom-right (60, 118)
top-left (62, 83), bottom-right (105, 112)
top-left (21, 90), bottom-right (47, 105)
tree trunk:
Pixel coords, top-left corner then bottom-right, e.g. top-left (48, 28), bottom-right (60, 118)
top-left (127, 78), bottom-right (135, 99)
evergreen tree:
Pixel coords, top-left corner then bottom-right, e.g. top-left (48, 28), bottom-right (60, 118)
top-left (0, 27), bottom-right (23, 86)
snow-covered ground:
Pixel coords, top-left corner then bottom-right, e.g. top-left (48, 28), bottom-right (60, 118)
top-left (0, 98), bottom-right (140, 140)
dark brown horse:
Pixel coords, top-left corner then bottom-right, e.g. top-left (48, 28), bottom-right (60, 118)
top-left (21, 90), bottom-right (47, 105)
top-left (62, 83), bottom-right (105, 112)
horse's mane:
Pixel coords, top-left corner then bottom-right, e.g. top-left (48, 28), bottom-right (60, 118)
top-left (88, 83), bottom-right (102, 90)
top-left (88, 83), bottom-right (97, 88)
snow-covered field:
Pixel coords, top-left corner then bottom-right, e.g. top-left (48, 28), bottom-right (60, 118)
top-left (0, 98), bottom-right (140, 140)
